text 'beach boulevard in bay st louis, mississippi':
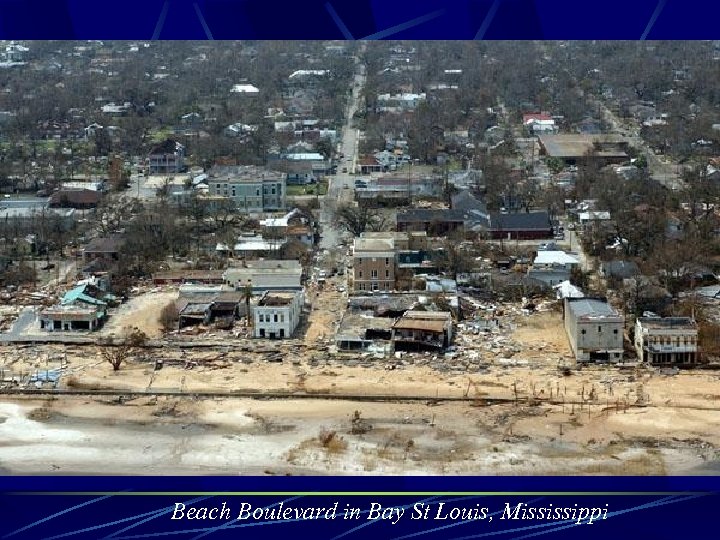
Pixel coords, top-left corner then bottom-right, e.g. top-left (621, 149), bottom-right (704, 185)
top-left (170, 501), bottom-right (610, 526)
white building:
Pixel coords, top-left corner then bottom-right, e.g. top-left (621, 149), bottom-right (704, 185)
top-left (230, 84), bottom-right (260, 94)
top-left (635, 317), bottom-right (699, 366)
top-left (532, 250), bottom-right (580, 270)
top-left (253, 291), bottom-right (304, 339)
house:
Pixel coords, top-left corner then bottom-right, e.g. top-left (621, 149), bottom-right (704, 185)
top-left (355, 175), bottom-right (443, 205)
top-left (148, 139), bottom-right (185, 175)
top-left (392, 311), bottom-right (453, 351)
top-left (358, 156), bottom-right (385, 174)
top-left (396, 209), bottom-right (467, 235)
top-left (176, 289), bottom-right (244, 328)
top-left (376, 93), bottom-right (426, 113)
top-left (554, 280), bottom-right (585, 300)
top-left (208, 165), bottom-right (286, 212)
top-left (489, 212), bottom-right (554, 240)
top-left (578, 211), bottom-right (611, 232)
top-left (353, 235), bottom-right (396, 293)
top-left (634, 317), bottom-right (700, 366)
top-left (230, 83), bottom-right (260, 94)
top-left (347, 295), bottom-right (419, 317)
top-left (61, 283), bottom-right (114, 309)
top-left (39, 305), bottom-right (104, 332)
top-left (335, 313), bottom-right (395, 352)
top-left (40, 281), bottom-right (115, 332)
top-left (600, 260), bottom-right (640, 281)
top-left (82, 235), bottom-right (125, 263)
top-left (0, 200), bottom-right (76, 230)
top-left (538, 134), bottom-right (629, 166)
top-left (532, 250), bottom-right (580, 271)
top-left (177, 302), bottom-right (213, 328)
top-left (101, 102), bottom-right (132, 116)
top-left (260, 209), bottom-right (316, 247)
top-left (224, 123), bottom-right (257, 137)
top-left (253, 290), bottom-right (304, 339)
top-left (564, 298), bottom-right (624, 363)
top-left (527, 268), bottom-right (571, 288)
top-left (223, 260), bottom-right (302, 292)
top-left (523, 113), bottom-right (558, 134)
top-left (49, 189), bottom-right (102, 209)
top-left (152, 269), bottom-right (225, 285)
top-left (219, 234), bottom-right (287, 258)
top-left (281, 152), bottom-right (332, 178)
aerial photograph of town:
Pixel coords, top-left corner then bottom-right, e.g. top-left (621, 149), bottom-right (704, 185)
top-left (0, 40), bottom-right (719, 475)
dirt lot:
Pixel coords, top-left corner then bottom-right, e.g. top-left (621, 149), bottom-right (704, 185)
top-left (101, 290), bottom-right (177, 338)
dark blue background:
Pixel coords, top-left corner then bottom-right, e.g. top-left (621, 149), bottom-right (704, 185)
top-left (0, 0), bottom-right (716, 39)
top-left (1, 0), bottom-right (719, 538)
top-left (0, 476), bottom-right (717, 539)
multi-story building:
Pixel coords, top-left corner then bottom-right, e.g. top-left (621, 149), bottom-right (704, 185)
top-left (208, 165), bottom-right (286, 212)
top-left (223, 260), bottom-right (302, 292)
top-left (564, 298), bottom-right (625, 363)
top-left (635, 317), bottom-right (700, 366)
top-left (148, 139), bottom-right (185, 174)
top-left (253, 290), bottom-right (304, 339)
top-left (352, 234), bottom-right (397, 293)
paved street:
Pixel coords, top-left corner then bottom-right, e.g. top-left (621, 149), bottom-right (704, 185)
top-left (319, 46), bottom-right (366, 251)
top-left (590, 98), bottom-right (687, 191)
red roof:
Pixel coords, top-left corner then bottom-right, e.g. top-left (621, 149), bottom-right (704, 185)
top-left (523, 113), bottom-right (553, 124)
top-left (358, 156), bottom-right (380, 166)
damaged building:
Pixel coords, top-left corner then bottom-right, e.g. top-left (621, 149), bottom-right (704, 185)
top-left (392, 311), bottom-right (454, 351)
top-left (253, 290), bottom-right (304, 339)
top-left (564, 298), bottom-right (624, 363)
top-left (635, 317), bottom-right (700, 366)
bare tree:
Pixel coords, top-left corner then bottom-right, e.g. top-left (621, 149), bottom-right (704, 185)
top-left (99, 329), bottom-right (147, 371)
top-left (333, 204), bottom-right (388, 236)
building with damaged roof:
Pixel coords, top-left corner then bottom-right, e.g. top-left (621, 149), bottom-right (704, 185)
top-left (564, 297), bottom-right (624, 363)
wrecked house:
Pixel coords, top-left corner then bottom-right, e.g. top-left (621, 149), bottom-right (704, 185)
top-left (178, 302), bottom-right (213, 328)
top-left (347, 295), bottom-right (418, 317)
top-left (392, 311), bottom-right (453, 351)
top-left (152, 269), bottom-right (225, 285)
top-left (175, 287), bottom-right (244, 329)
top-left (335, 313), bottom-right (395, 352)
top-left (39, 305), bottom-right (104, 332)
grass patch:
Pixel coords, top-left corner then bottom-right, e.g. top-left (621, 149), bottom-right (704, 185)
top-left (150, 128), bottom-right (173, 143)
top-left (286, 180), bottom-right (328, 197)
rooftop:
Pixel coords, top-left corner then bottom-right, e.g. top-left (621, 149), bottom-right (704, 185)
top-left (567, 298), bottom-right (620, 319)
top-left (638, 317), bottom-right (697, 330)
top-left (258, 291), bottom-right (299, 306)
top-left (534, 251), bottom-right (580, 266)
top-left (354, 237), bottom-right (395, 253)
top-left (490, 212), bottom-right (552, 231)
top-left (539, 134), bottom-right (629, 159)
top-left (208, 165), bottom-right (285, 183)
top-left (397, 208), bottom-right (466, 223)
top-left (336, 313), bottom-right (395, 341)
top-left (84, 235), bottom-right (125, 253)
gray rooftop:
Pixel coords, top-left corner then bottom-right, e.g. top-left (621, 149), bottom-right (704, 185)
top-left (490, 211), bottom-right (552, 231)
top-left (637, 317), bottom-right (697, 329)
top-left (567, 298), bottom-right (620, 318)
top-left (208, 165), bottom-right (285, 183)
